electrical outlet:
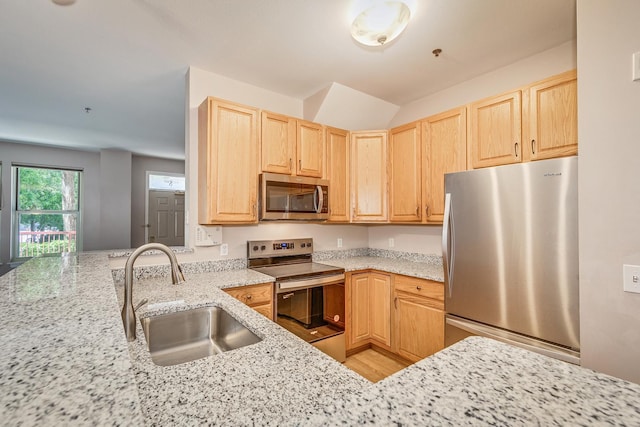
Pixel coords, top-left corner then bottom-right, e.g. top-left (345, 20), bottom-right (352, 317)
top-left (623, 264), bottom-right (640, 293)
top-left (337, 238), bottom-right (343, 248)
top-left (220, 243), bottom-right (229, 256)
top-left (388, 238), bottom-right (395, 248)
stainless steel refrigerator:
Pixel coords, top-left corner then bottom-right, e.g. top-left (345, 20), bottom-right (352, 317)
top-left (442, 156), bottom-right (580, 364)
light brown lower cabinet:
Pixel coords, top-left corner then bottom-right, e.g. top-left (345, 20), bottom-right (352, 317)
top-left (346, 271), bottom-right (391, 350)
top-left (224, 282), bottom-right (274, 321)
top-left (346, 271), bottom-right (444, 362)
top-left (393, 275), bottom-right (444, 362)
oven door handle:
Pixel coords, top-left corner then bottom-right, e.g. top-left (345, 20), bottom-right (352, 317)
top-left (277, 273), bottom-right (345, 292)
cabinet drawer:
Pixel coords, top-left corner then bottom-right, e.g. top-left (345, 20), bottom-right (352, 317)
top-left (224, 283), bottom-right (273, 306)
top-left (394, 275), bottom-right (444, 305)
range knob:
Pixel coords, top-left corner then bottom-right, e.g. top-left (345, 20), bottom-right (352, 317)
top-left (301, 243), bottom-right (306, 248)
top-left (252, 246), bottom-right (259, 251)
top-left (261, 245), bottom-right (266, 251)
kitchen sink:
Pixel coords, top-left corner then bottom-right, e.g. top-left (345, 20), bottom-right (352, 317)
top-left (140, 306), bottom-right (262, 366)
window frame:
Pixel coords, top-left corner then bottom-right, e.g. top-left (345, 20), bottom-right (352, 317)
top-left (11, 164), bottom-right (83, 261)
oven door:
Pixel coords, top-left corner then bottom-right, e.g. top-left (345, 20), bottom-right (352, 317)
top-left (275, 275), bottom-right (345, 362)
top-left (260, 173), bottom-right (329, 220)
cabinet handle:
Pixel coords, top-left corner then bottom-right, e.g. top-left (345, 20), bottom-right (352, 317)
top-left (531, 139), bottom-right (536, 155)
top-left (394, 297), bottom-right (398, 309)
top-left (416, 206), bottom-right (419, 215)
top-left (246, 294), bottom-right (252, 300)
top-left (416, 286), bottom-right (422, 291)
top-left (425, 205), bottom-right (430, 218)
top-left (299, 159), bottom-right (302, 170)
top-left (252, 203), bottom-right (256, 216)
top-left (289, 158), bottom-right (292, 170)
top-left (514, 142), bottom-right (519, 158)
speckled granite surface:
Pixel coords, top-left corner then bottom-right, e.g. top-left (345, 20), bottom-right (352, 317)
top-left (319, 255), bottom-right (444, 282)
top-left (0, 253), bottom-right (143, 425)
top-left (4, 252), bottom-right (640, 426)
top-left (305, 336), bottom-right (640, 425)
top-left (115, 270), bottom-right (369, 425)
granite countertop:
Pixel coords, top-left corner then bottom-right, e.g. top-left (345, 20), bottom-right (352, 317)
top-left (116, 270), bottom-right (369, 425)
top-left (319, 255), bottom-right (444, 282)
top-left (3, 252), bottom-right (640, 426)
top-left (0, 253), bottom-right (143, 425)
top-left (307, 336), bottom-right (640, 425)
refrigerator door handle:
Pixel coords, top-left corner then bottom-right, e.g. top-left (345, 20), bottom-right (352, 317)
top-left (442, 193), bottom-right (455, 297)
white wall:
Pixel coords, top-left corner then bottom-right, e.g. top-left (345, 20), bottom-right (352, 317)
top-left (367, 42), bottom-right (577, 257)
top-left (185, 43), bottom-right (577, 262)
top-left (367, 225), bottom-right (442, 254)
top-left (186, 68), bottom-right (372, 261)
top-left (577, 0), bottom-right (640, 384)
top-left (389, 41), bottom-right (577, 127)
top-left (130, 155), bottom-right (185, 247)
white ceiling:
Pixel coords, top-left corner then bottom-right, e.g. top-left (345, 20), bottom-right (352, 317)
top-left (0, 0), bottom-right (576, 160)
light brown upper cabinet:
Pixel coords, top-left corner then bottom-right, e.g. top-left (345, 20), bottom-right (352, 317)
top-left (469, 90), bottom-right (522, 169)
top-left (198, 97), bottom-right (259, 224)
top-left (422, 107), bottom-right (467, 223)
top-left (523, 69), bottom-right (578, 162)
top-left (260, 111), bottom-right (324, 178)
top-left (326, 126), bottom-right (350, 222)
top-left (350, 131), bottom-right (388, 222)
top-left (389, 121), bottom-right (422, 222)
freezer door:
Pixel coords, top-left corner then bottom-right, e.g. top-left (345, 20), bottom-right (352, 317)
top-left (443, 156), bottom-right (579, 350)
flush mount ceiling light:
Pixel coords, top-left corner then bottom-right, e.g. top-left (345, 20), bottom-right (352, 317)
top-left (52, 0), bottom-right (77, 5)
top-left (351, 1), bottom-right (411, 46)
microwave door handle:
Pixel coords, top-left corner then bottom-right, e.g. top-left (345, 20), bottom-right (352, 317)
top-left (314, 185), bottom-right (324, 213)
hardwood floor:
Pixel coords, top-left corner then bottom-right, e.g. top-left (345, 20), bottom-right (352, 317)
top-left (344, 348), bottom-right (411, 382)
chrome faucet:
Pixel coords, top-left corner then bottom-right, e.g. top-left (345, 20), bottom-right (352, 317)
top-left (121, 243), bottom-right (185, 341)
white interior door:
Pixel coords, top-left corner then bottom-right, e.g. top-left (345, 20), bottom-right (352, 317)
top-left (148, 190), bottom-right (185, 246)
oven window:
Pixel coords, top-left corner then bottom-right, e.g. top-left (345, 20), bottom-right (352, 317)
top-left (276, 284), bottom-right (344, 344)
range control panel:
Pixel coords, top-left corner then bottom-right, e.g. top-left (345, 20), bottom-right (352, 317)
top-left (247, 238), bottom-right (313, 259)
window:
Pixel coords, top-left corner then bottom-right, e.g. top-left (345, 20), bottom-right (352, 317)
top-left (13, 165), bottom-right (82, 260)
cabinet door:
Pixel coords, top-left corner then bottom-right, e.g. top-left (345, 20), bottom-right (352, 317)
top-left (198, 98), bottom-right (259, 224)
top-left (224, 283), bottom-right (274, 321)
top-left (422, 107), bottom-right (467, 223)
top-left (369, 273), bottom-right (392, 348)
top-left (297, 120), bottom-right (324, 177)
top-left (389, 122), bottom-right (422, 222)
top-left (261, 111), bottom-right (295, 175)
top-left (525, 70), bottom-right (577, 161)
top-left (349, 273), bottom-right (371, 347)
top-left (351, 131), bottom-right (388, 222)
top-left (394, 292), bottom-right (444, 362)
top-left (470, 90), bottom-right (522, 169)
top-left (326, 127), bottom-right (350, 222)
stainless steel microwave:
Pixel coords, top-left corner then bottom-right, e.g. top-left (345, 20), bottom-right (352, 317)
top-left (259, 173), bottom-right (329, 220)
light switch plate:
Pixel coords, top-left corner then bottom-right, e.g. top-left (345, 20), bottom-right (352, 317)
top-left (633, 52), bottom-right (640, 81)
top-left (337, 238), bottom-right (343, 248)
top-left (388, 238), bottom-right (395, 248)
top-left (623, 264), bottom-right (640, 293)
top-left (220, 243), bottom-right (229, 256)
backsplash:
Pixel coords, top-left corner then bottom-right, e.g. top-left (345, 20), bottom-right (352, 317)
top-left (111, 248), bottom-right (443, 282)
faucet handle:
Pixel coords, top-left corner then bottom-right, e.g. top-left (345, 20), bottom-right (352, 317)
top-left (171, 263), bottom-right (186, 284)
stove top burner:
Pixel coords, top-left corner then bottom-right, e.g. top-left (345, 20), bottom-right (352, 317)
top-left (247, 238), bottom-right (344, 282)
top-left (251, 262), bottom-right (344, 282)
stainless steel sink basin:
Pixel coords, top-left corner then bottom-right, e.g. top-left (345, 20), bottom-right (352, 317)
top-left (140, 306), bottom-right (262, 366)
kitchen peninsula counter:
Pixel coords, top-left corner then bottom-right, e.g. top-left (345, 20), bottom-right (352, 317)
top-left (2, 253), bottom-right (640, 425)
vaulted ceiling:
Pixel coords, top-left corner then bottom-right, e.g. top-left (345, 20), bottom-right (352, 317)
top-left (0, 0), bottom-right (576, 159)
